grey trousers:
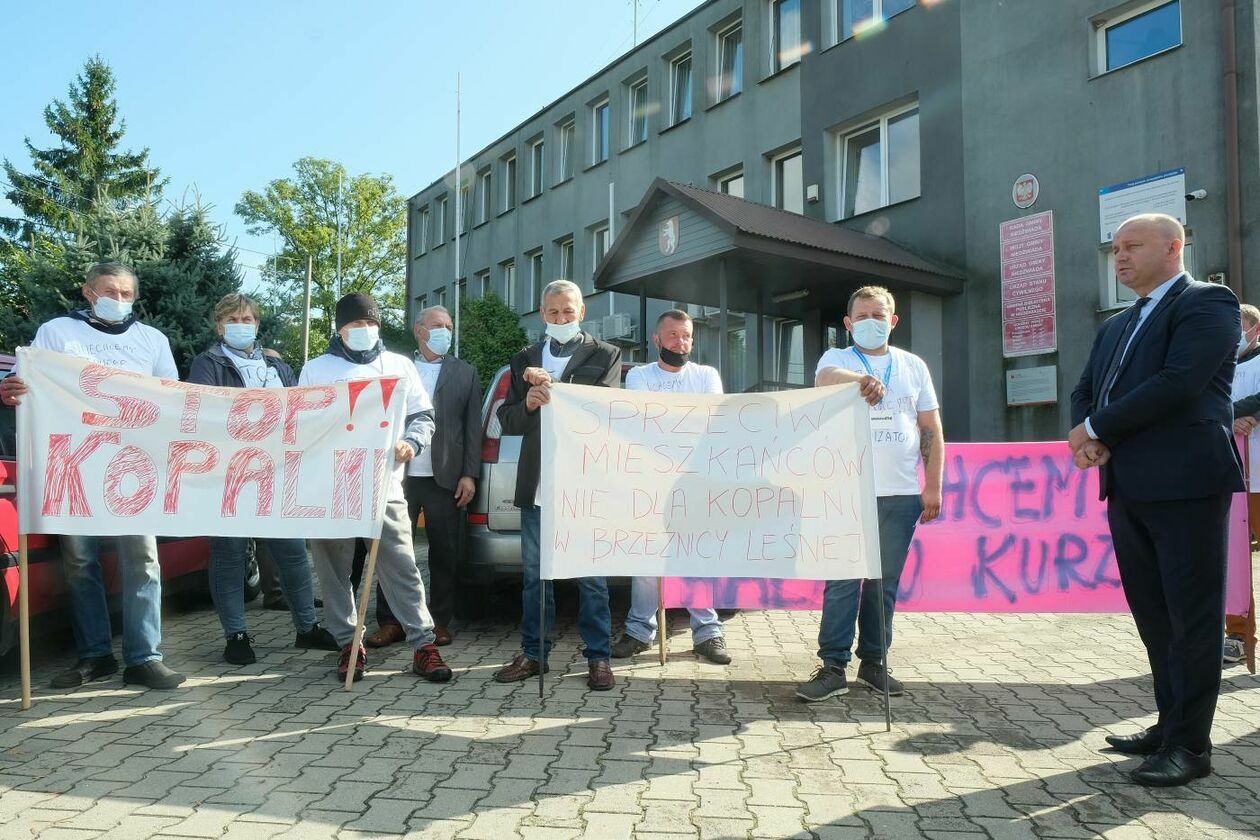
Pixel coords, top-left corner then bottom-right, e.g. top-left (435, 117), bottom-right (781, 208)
top-left (310, 497), bottom-right (436, 649)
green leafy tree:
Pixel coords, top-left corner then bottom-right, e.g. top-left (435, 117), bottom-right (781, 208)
top-left (1, 56), bottom-right (162, 240)
top-left (235, 157), bottom-right (407, 361)
top-left (459, 293), bottom-right (528, 395)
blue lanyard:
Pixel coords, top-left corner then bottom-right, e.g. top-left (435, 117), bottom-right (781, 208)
top-left (852, 347), bottom-right (893, 389)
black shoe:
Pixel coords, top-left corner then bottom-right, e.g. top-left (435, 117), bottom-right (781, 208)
top-left (295, 623), bottom-right (340, 651)
top-left (1105, 727), bottom-right (1163, 756)
top-left (611, 634), bottom-right (651, 659)
top-left (263, 597), bottom-right (290, 611)
top-left (50, 655), bottom-right (118, 689)
top-left (314, 597), bottom-right (324, 608)
top-left (223, 633), bottom-right (256, 665)
top-left (122, 660), bottom-right (186, 690)
top-left (1129, 746), bottom-right (1211, 787)
top-left (694, 636), bottom-right (732, 665)
top-left (856, 659), bottom-right (904, 696)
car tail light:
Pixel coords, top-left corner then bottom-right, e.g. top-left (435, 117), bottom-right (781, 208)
top-left (480, 371), bottom-right (512, 463)
top-left (467, 512), bottom-right (487, 525)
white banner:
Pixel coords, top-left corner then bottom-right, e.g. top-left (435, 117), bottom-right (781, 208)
top-left (16, 347), bottom-right (406, 539)
top-left (540, 383), bottom-right (881, 581)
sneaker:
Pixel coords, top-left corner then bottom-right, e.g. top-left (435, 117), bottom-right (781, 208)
top-left (795, 664), bottom-right (848, 702)
top-left (122, 660), bottom-right (186, 690)
top-left (413, 644), bottom-right (453, 682)
top-left (1224, 635), bottom-right (1245, 666)
top-left (693, 636), bottom-right (732, 665)
top-left (611, 634), bottom-right (651, 659)
top-left (338, 644), bottom-right (366, 682)
top-left (50, 655), bottom-right (118, 689)
top-left (856, 659), bottom-right (904, 696)
top-left (223, 633), bottom-right (256, 665)
top-left (295, 623), bottom-right (340, 651)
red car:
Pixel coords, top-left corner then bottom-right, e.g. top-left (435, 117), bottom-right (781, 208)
top-left (0, 353), bottom-right (213, 657)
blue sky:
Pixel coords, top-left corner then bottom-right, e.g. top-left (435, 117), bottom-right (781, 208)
top-left (0, 0), bottom-right (703, 290)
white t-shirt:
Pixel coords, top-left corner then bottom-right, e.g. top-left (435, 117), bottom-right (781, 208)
top-left (541, 340), bottom-right (575, 382)
top-left (815, 345), bottom-right (939, 497)
top-left (224, 346), bottom-right (282, 389)
top-left (32, 315), bottom-right (178, 379)
top-left (1232, 354), bottom-right (1260, 491)
top-left (299, 349), bottom-right (434, 501)
top-left (406, 358), bottom-right (444, 477)
top-left (625, 361), bottom-right (723, 394)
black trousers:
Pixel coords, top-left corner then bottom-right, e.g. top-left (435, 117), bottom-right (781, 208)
top-left (375, 475), bottom-right (463, 628)
top-left (1107, 492), bottom-right (1230, 753)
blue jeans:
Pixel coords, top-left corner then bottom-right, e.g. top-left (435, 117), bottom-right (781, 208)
top-left (209, 537), bottom-right (317, 637)
top-left (59, 534), bottom-right (163, 666)
top-left (520, 506), bottom-right (611, 662)
top-left (624, 576), bottom-right (722, 644)
top-left (817, 494), bottom-right (923, 667)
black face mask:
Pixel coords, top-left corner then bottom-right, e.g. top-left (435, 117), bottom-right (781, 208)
top-left (659, 345), bottom-right (689, 367)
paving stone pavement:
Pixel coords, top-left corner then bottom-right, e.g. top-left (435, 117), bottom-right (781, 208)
top-left (0, 570), bottom-right (1257, 839)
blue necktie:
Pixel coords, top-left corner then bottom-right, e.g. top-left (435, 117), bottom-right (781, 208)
top-left (1100, 297), bottom-right (1150, 406)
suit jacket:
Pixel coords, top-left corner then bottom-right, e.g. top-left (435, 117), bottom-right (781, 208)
top-left (1070, 274), bottom-right (1244, 502)
top-left (420, 354), bottom-right (483, 492)
top-left (497, 333), bottom-right (621, 508)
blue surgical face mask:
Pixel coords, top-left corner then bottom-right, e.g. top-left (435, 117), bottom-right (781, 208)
top-left (223, 323), bottom-right (257, 351)
top-left (1240, 330), bottom-right (1251, 355)
top-left (425, 327), bottom-right (452, 356)
top-left (851, 318), bottom-right (891, 351)
top-left (545, 319), bottom-right (582, 344)
top-left (91, 293), bottom-right (133, 323)
top-left (345, 325), bottom-right (380, 352)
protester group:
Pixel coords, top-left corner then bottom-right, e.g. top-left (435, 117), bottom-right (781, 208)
top-left (1, 210), bottom-right (1253, 788)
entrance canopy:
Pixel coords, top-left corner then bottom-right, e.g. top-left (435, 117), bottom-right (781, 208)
top-left (593, 179), bottom-right (963, 319)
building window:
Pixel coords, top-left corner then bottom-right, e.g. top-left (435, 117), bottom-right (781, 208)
top-left (416, 206), bottom-right (430, 254)
top-left (628, 78), bottom-right (649, 145)
top-left (501, 260), bottom-right (516, 308)
top-left (772, 0), bottom-right (803, 72)
top-left (501, 153), bottom-right (517, 212)
top-left (459, 184), bottom-right (472, 233)
top-left (840, 0), bottom-right (915, 42)
top-left (1096, 1), bottom-right (1181, 74)
top-left (591, 224), bottom-right (611, 274)
top-left (669, 52), bottom-right (693, 125)
top-left (719, 170), bottom-right (745, 198)
top-left (527, 249), bottom-right (544, 308)
top-left (476, 170), bottom-right (492, 224)
top-left (1103, 239), bottom-right (1194, 308)
top-left (417, 294), bottom-right (427, 311)
top-left (716, 22), bottom-right (743, 101)
top-left (529, 138), bottom-right (545, 197)
top-left (773, 149), bottom-right (803, 214)
top-left (557, 236), bottom-right (575, 281)
top-left (436, 286), bottom-right (447, 307)
top-left (457, 278), bottom-right (467, 302)
top-left (840, 104), bottom-right (919, 218)
top-left (592, 99), bottom-right (610, 163)
top-left (475, 269), bottom-right (491, 298)
top-left (434, 195), bottom-right (448, 245)
top-left (558, 118), bottom-right (576, 181)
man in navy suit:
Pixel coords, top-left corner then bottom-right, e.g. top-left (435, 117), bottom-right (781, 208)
top-left (1070, 213), bottom-right (1243, 787)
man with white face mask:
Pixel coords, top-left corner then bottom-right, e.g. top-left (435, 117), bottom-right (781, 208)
top-left (298, 292), bottom-right (454, 684)
top-left (365, 305), bottom-right (481, 649)
top-left (797, 285), bottom-right (944, 703)
top-left (493, 279), bottom-right (622, 690)
top-left (1, 263), bottom-right (186, 691)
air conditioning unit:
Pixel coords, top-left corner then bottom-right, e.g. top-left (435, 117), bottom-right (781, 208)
top-left (602, 313), bottom-right (633, 339)
top-left (584, 320), bottom-right (603, 340)
top-left (525, 328), bottom-right (542, 342)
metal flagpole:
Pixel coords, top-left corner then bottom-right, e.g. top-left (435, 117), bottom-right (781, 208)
top-left (538, 581), bottom-right (546, 699)
top-left (454, 74), bottom-right (462, 357)
top-left (876, 576), bottom-right (892, 732)
top-left (657, 578), bottom-right (667, 665)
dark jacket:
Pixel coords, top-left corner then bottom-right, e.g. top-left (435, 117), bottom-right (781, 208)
top-left (417, 353), bottom-right (483, 491)
top-left (1070, 275), bottom-right (1244, 502)
top-left (186, 344), bottom-right (297, 388)
top-left (497, 333), bottom-right (621, 508)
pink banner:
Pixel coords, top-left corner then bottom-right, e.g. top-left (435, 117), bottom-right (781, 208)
top-left (663, 442), bottom-right (1252, 614)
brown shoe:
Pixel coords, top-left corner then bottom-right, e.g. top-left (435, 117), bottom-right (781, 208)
top-left (587, 659), bottom-right (615, 691)
top-left (433, 625), bottom-right (454, 646)
top-left (493, 653), bottom-right (548, 683)
top-left (365, 623), bottom-right (405, 648)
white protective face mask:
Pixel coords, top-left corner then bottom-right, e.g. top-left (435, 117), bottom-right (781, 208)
top-left (344, 325), bottom-right (380, 352)
top-left (223, 323), bottom-right (257, 351)
top-left (425, 327), bottom-right (452, 356)
top-left (545, 320), bottom-right (582, 344)
top-left (851, 318), bottom-right (891, 351)
top-left (92, 293), bottom-right (133, 323)
top-left (1239, 330), bottom-right (1252, 355)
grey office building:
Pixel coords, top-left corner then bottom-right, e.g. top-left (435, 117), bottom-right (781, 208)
top-left (407, 0), bottom-right (1260, 441)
